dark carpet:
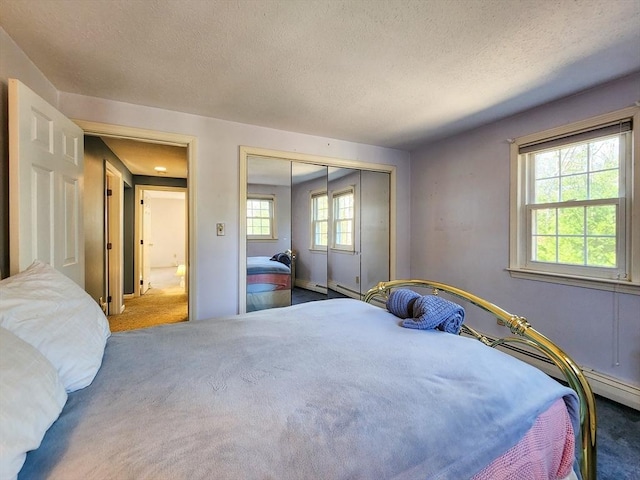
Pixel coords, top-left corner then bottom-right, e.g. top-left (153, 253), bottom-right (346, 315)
top-left (596, 394), bottom-right (640, 479)
top-left (292, 287), bottom-right (348, 304)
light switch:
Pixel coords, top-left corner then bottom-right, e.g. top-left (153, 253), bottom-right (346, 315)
top-left (216, 223), bottom-right (225, 236)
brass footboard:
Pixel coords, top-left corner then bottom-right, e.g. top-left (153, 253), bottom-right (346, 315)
top-left (363, 279), bottom-right (597, 480)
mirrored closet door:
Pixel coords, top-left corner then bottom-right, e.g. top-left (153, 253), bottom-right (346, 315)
top-left (291, 163), bottom-right (328, 303)
top-left (246, 156), bottom-right (292, 312)
top-left (327, 167), bottom-right (361, 299)
top-left (244, 153), bottom-right (390, 312)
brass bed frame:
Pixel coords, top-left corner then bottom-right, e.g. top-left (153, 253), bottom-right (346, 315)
top-left (363, 279), bottom-right (597, 480)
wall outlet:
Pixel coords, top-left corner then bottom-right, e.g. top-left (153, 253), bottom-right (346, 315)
top-left (216, 223), bottom-right (225, 236)
top-left (355, 276), bottom-right (360, 284)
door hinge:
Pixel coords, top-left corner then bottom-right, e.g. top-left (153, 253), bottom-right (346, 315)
top-left (106, 189), bottom-right (113, 197)
top-left (107, 295), bottom-right (112, 303)
top-left (107, 242), bottom-right (112, 250)
top-left (140, 279), bottom-right (144, 286)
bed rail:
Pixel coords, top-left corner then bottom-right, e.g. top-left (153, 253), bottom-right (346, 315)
top-left (363, 279), bottom-right (597, 480)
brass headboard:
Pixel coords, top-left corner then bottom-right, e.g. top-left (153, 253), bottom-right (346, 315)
top-left (363, 279), bottom-right (597, 480)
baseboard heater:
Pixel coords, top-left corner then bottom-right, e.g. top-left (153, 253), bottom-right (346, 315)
top-left (473, 333), bottom-right (640, 411)
top-left (335, 284), bottom-right (361, 298)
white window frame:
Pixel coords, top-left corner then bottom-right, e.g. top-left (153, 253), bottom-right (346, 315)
top-left (310, 189), bottom-right (328, 251)
top-left (509, 106), bottom-right (639, 294)
top-left (247, 194), bottom-right (277, 240)
top-left (331, 186), bottom-right (355, 252)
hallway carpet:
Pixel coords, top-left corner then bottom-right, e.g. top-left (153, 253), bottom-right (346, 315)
top-left (108, 285), bottom-right (187, 332)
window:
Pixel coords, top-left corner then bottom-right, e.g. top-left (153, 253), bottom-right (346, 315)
top-left (311, 190), bottom-right (328, 250)
top-left (332, 187), bottom-right (355, 251)
top-left (510, 107), bottom-right (639, 293)
top-left (247, 195), bottom-right (276, 239)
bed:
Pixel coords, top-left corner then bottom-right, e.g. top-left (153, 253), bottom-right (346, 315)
top-left (246, 251), bottom-right (293, 312)
top-left (0, 262), bottom-right (596, 480)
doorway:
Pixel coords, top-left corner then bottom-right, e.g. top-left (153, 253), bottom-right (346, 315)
top-left (77, 120), bottom-right (196, 329)
top-left (136, 186), bottom-right (188, 296)
top-left (108, 186), bottom-right (188, 331)
top-left (104, 162), bottom-right (124, 316)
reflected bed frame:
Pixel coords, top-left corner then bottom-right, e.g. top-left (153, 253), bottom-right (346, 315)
top-left (363, 279), bottom-right (597, 480)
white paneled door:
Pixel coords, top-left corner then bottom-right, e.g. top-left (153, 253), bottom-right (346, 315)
top-left (8, 78), bottom-right (85, 286)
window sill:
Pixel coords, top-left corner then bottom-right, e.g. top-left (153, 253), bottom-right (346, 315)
top-left (506, 268), bottom-right (640, 295)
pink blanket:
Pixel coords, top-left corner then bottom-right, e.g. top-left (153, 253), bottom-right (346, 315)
top-left (473, 397), bottom-right (576, 479)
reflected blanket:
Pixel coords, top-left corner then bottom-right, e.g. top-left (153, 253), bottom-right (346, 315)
top-left (247, 256), bottom-right (290, 275)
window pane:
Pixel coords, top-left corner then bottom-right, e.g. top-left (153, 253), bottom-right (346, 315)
top-left (587, 237), bottom-right (616, 267)
top-left (587, 205), bottom-right (616, 236)
top-left (590, 137), bottom-right (619, 171)
top-left (589, 169), bottom-right (618, 199)
top-left (315, 220), bottom-right (328, 247)
top-left (534, 178), bottom-right (559, 203)
top-left (533, 236), bottom-right (556, 262)
top-left (335, 219), bottom-right (353, 246)
top-left (558, 236), bottom-right (585, 265)
top-left (312, 194), bottom-right (328, 247)
top-left (316, 195), bottom-right (328, 220)
top-left (521, 121), bottom-right (629, 280)
top-left (561, 174), bottom-right (587, 201)
top-left (533, 209), bottom-right (556, 235)
top-left (558, 207), bottom-right (584, 235)
top-left (560, 144), bottom-right (587, 175)
top-left (534, 150), bottom-right (559, 178)
top-left (247, 197), bottom-right (273, 237)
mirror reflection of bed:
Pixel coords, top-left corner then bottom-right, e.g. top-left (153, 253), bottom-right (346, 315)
top-left (246, 154), bottom-right (390, 312)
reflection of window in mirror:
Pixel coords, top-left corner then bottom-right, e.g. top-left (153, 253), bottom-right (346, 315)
top-left (310, 189), bottom-right (328, 250)
top-left (332, 186), bottom-right (355, 251)
top-left (247, 194), bottom-right (277, 240)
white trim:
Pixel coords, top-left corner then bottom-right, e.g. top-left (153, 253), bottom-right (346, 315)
top-left (105, 162), bottom-right (124, 315)
top-left (73, 119), bottom-right (198, 320)
top-left (509, 105), bottom-right (640, 290)
top-left (239, 145), bottom-right (397, 314)
top-left (327, 279), bottom-right (361, 300)
top-left (507, 268), bottom-right (640, 295)
top-left (294, 279), bottom-right (327, 295)
top-left (496, 340), bottom-right (640, 411)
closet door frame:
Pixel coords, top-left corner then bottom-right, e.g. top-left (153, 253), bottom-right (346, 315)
top-left (239, 146), bottom-right (396, 314)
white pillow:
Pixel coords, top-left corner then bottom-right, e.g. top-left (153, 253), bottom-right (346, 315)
top-left (0, 326), bottom-right (67, 480)
top-left (0, 260), bottom-right (111, 392)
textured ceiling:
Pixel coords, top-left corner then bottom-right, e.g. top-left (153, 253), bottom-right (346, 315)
top-left (1, 0), bottom-right (639, 151)
top-left (101, 137), bottom-right (188, 178)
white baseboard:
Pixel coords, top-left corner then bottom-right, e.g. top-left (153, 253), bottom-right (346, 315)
top-left (294, 279), bottom-right (327, 295)
top-left (497, 343), bottom-right (640, 411)
top-left (580, 368), bottom-right (640, 410)
top-left (327, 280), bottom-right (361, 300)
